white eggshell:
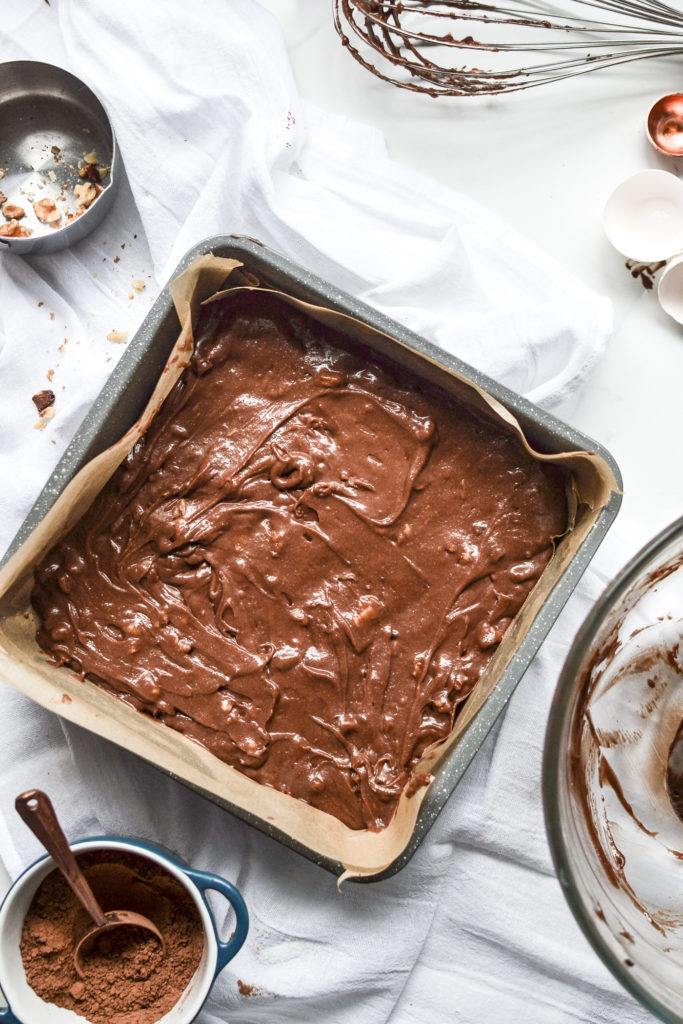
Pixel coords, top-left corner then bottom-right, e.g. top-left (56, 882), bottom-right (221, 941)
top-left (603, 169), bottom-right (683, 262)
top-left (657, 254), bottom-right (683, 325)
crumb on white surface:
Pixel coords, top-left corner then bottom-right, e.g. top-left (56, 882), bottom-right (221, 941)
top-left (106, 330), bottom-right (128, 344)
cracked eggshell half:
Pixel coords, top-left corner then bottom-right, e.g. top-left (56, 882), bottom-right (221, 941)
top-left (603, 169), bottom-right (683, 262)
top-left (657, 254), bottom-right (683, 325)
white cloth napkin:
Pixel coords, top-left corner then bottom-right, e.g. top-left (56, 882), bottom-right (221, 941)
top-left (0, 1), bottom-right (649, 1022)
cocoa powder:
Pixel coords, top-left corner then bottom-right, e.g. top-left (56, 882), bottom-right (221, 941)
top-left (20, 850), bottom-right (205, 1024)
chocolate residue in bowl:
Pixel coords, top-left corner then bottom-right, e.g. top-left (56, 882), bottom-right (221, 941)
top-left (666, 719), bottom-right (683, 823)
top-left (20, 850), bottom-right (204, 1024)
top-left (568, 556), bottom-right (683, 935)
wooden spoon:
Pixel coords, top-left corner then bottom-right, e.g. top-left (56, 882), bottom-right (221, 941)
top-left (15, 789), bottom-right (164, 978)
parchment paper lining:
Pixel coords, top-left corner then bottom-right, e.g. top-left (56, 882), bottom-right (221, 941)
top-left (0, 254), bottom-right (618, 877)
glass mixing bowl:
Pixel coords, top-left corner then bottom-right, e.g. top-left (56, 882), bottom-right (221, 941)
top-left (544, 516), bottom-right (683, 1023)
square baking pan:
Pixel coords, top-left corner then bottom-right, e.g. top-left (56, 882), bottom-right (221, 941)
top-left (0, 235), bottom-right (622, 881)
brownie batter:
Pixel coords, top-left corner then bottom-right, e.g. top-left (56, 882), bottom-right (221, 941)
top-left (32, 292), bottom-right (567, 830)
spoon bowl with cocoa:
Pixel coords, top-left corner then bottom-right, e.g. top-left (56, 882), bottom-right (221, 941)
top-left (14, 790), bottom-right (165, 978)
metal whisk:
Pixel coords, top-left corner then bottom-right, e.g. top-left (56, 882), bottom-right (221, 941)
top-left (333, 0), bottom-right (683, 95)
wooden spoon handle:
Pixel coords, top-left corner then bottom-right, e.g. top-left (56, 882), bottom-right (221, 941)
top-left (15, 789), bottom-right (108, 929)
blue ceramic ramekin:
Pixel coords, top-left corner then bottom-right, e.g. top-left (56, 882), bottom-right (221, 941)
top-left (0, 837), bottom-right (248, 1024)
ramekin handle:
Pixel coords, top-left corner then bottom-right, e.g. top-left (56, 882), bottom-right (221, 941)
top-left (0, 1001), bottom-right (22, 1024)
top-left (182, 867), bottom-right (249, 976)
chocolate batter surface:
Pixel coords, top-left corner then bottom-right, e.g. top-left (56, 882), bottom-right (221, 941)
top-left (32, 292), bottom-right (567, 830)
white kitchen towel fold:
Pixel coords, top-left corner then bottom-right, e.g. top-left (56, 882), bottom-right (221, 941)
top-left (0, 1), bottom-right (644, 1022)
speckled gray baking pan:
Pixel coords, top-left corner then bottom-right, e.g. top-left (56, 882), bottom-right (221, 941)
top-left (1, 236), bottom-right (622, 881)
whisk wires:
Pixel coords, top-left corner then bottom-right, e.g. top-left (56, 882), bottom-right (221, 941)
top-left (333, 0), bottom-right (683, 94)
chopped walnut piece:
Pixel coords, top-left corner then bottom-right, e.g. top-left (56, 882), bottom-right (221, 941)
top-left (106, 330), bottom-right (128, 344)
top-left (0, 169), bottom-right (5, 180)
top-left (83, 150), bottom-right (99, 164)
top-left (0, 190), bottom-right (5, 205)
top-left (33, 198), bottom-right (61, 226)
top-left (2, 203), bottom-right (25, 220)
top-left (74, 182), bottom-right (99, 208)
top-left (48, 170), bottom-right (57, 182)
top-left (0, 219), bottom-right (32, 238)
top-left (78, 162), bottom-right (101, 183)
top-left (33, 419), bottom-right (47, 430)
top-left (132, 279), bottom-right (145, 293)
top-left (51, 145), bottom-right (61, 160)
top-left (32, 389), bottom-right (55, 414)
top-left (98, 166), bottom-right (110, 180)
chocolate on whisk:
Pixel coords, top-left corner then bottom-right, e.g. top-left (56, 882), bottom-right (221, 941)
top-left (334, 0), bottom-right (683, 96)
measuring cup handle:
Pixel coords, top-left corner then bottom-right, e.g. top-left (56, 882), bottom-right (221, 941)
top-left (182, 867), bottom-right (249, 976)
